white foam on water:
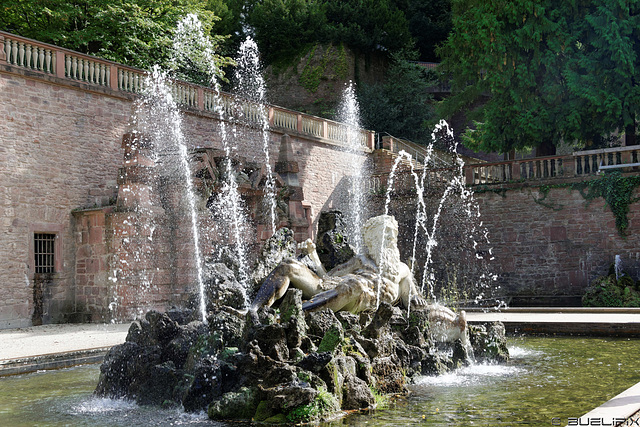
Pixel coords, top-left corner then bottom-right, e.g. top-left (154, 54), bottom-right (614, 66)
top-left (71, 397), bottom-right (137, 414)
top-left (508, 346), bottom-right (543, 358)
top-left (414, 363), bottom-right (523, 387)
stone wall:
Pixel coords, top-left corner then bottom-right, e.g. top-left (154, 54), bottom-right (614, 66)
top-left (0, 64), bottom-right (367, 327)
top-left (371, 165), bottom-right (640, 307)
top-left (476, 185), bottom-right (640, 305)
top-left (0, 69), bottom-right (129, 327)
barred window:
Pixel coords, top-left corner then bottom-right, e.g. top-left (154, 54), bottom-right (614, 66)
top-left (34, 233), bottom-right (56, 274)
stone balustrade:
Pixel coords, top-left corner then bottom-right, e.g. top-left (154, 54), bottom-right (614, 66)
top-left (0, 30), bottom-right (374, 152)
top-left (465, 145), bottom-right (640, 185)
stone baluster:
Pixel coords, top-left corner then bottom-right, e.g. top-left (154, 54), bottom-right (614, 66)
top-left (82, 58), bottom-right (89, 80)
top-left (118, 69), bottom-right (124, 90)
top-left (33, 46), bottom-right (40, 70)
top-left (36, 47), bottom-right (43, 71)
top-left (10, 40), bottom-right (18, 65)
top-left (45, 49), bottom-right (52, 73)
top-left (39, 47), bottom-right (45, 72)
top-left (51, 49), bottom-right (57, 74)
top-left (65, 55), bottom-right (71, 77)
top-left (128, 72), bottom-right (134, 92)
top-left (100, 64), bottom-right (106, 85)
top-left (133, 72), bottom-right (139, 92)
top-left (1, 37), bottom-right (8, 62)
top-left (25, 44), bottom-right (32, 68)
top-left (72, 57), bottom-right (78, 79)
top-left (18, 42), bottom-right (25, 66)
top-left (107, 65), bottom-right (114, 89)
top-left (89, 61), bottom-right (95, 83)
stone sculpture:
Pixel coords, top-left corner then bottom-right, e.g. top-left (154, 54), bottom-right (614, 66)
top-left (252, 214), bottom-right (467, 340)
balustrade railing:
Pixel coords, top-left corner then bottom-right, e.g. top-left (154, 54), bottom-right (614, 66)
top-left (3, 36), bottom-right (55, 74)
top-left (0, 30), bottom-right (374, 151)
top-left (465, 145), bottom-right (640, 185)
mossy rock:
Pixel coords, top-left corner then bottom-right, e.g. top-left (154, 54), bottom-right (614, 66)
top-left (254, 400), bottom-right (276, 422)
top-left (207, 387), bottom-right (258, 420)
top-left (264, 413), bottom-right (288, 423)
top-left (582, 274), bottom-right (640, 307)
top-left (318, 324), bottom-right (344, 353)
top-left (285, 389), bottom-right (340, 423)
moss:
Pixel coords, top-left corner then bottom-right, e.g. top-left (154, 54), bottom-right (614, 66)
top-left (207, 387), bottom-right (258, 420)
top-left (582, 273), bottom-right (640, 307)
top-left (264, 413), bottom-right (288, 423)
top-left (317, 324), bottom-right (344, 353)
top-left (253, 400), bottom-right (275, 422)
top-left (219, 346), bottom-right (238, 360)
top-left (285, 388), bottom-right (339, 423)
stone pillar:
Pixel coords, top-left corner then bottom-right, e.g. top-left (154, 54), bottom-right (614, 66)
top-left (275, 134), bottom-right (310, 241)
top-left (275, 134), bottom-right (300, 187)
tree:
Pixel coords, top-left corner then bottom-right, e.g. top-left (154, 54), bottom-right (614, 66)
top-left (396, 0), bottom-right (453, 62)
top-left (358, 57), bottom-right (436, 145)
top-left (438, 0), bottom-right (640, 153)
top-left (0, 0), bottom-right (227, 71)
top-left (324, 0), bottom-right (413, 54)
top-left (246, 0), bottom-right (328, 64)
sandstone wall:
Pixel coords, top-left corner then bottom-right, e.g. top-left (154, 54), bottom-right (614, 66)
top-left (0, 69), bottom-right (130, 327)
top-left (476, 186), bottom-right (640, 305)
top-left (372, 169), bottom-right (640, 307)
top-left (0, 65), bottom-right (367, 327)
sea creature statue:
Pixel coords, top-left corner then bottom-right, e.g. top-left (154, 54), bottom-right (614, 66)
top-left (251, 214), bottom-right (467, 341)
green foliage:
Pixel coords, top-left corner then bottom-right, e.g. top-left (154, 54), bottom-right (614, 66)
top-left (571, 171), bottom-right (640, 235)
top-left (323, 0), bottom-right (413, 54)
top-left (438, 0), bottom-right (640, 153)
top-left (369, 386), bottom-right (389, 408)
top-left (0, 0), bottom-right (231, 73)
top-left (247, 0), bottom-right (328, 64)
top-left (397, 0), bottom-right (453, 61)
top-left (358, 56), bottom-right (437, 145)
top-left (583, 273), bottom-right (640, 307)
top-left (297, 43), bottom-right (349, 93)
top-left (285, 388), bottom-right (338, 423)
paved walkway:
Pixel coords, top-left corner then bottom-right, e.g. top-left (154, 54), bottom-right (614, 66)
top-left (0, 323), bottom-right (130, 375)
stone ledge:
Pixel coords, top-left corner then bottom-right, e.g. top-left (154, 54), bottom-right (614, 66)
top-left (565, 381), bottom-right (640, 427)
top-left (0, 347), bottom-right (109, 376)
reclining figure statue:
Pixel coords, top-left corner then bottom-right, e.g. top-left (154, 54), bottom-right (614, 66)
top-left (251, 214), bottom-right (467, 341)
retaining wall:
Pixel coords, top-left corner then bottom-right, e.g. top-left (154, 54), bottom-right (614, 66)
top-left (0, 61), bottom-right (367, 327)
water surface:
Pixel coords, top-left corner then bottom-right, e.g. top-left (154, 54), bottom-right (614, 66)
top-left (0, 336), bottom-right (638, 426)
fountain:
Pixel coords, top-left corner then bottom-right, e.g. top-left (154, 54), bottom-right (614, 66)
top-left (337, 81), bottom-right (368, 253)
top-left (232, 37), bottom-right (278, 236)
top-left (1, 14), bottom-right (638, 427)
top-left (93, 29), bottom-right (511, 420)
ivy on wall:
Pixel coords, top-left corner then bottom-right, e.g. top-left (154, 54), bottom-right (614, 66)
top-left (299, 44), bottom-right (349, 93)
top-left (572, 172), bottom-right (640, 235)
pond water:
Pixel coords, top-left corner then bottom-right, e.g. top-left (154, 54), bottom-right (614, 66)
top-left (0, 336), bottom-right (638, 426)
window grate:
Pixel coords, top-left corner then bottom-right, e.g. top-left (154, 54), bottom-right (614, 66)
top-left (34, 233), bottom-right (55, 274)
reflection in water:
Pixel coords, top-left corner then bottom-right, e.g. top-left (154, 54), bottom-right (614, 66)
top-left (0, 337), bottom-right (638, 426)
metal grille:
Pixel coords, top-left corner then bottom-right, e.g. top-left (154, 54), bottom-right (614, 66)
top-left (34, 233), bottom-right (55, 274)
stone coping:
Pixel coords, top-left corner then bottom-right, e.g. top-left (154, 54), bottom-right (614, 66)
top-left (466, 309), bottom-right (640, 337)
top-left (465, 307), bottom-right (640, 314)
top-left (562, 381), bottom-right (640, 427)
top-left (0, 347), bottom-right (109, 376)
